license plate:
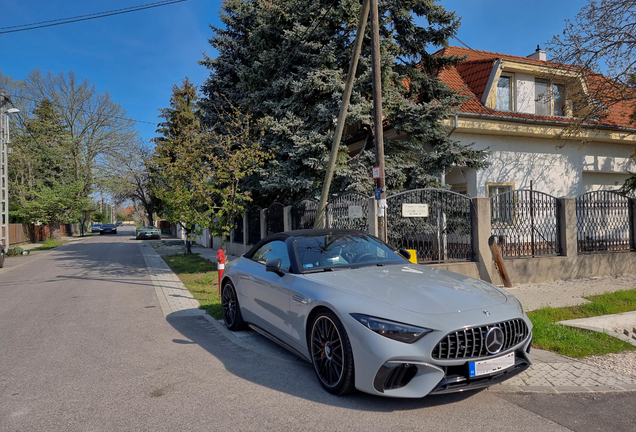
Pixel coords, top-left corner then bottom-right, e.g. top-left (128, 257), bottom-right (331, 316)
top-left (469, 352), bottom-right (515, 377)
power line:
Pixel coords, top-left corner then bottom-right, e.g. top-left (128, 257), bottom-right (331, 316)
top-left (0, 0), bottom-right (190, 35)
top-left (10, 94), bottom-right (157, 126)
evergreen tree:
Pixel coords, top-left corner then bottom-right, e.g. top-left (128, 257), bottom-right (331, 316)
top-left (9, 99), bottom-right (88, 237)
top-left (151, 78), bottom-right (270, 252)
top-left (200, 0), bottom-right (489, 204)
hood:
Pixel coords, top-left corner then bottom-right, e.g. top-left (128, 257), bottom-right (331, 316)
top-left (303, 264), bottom-right (507, 315)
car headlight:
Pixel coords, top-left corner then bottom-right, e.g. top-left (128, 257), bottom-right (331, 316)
top-left (350, 314), bottom-right (433, 343)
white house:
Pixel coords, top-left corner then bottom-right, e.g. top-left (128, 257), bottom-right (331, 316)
top-left (432, 46), bottom-right (636, 198)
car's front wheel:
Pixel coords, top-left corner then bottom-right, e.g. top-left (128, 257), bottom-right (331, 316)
top-left (221, 280), bottom-right (244, 331)
top-left (310, 310), bottom-right (355, 395)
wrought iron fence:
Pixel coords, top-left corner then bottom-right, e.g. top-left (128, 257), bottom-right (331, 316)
top-left (491, 190), bottom-right (560, 257)
top-left (247, 206), bottom-right (261, 245)
top-left (291, 199), bottom-right (318, 230)
top-left (232, 215), bottom-right (244, 244)
top-left (327, 193), bottom-right (370, 231)
top-left (386, 189), bottom-right (473, 263)
top-left (266, 202), bottom-right (285, 236)
top-left (576, 191), bottom-right (633, 253)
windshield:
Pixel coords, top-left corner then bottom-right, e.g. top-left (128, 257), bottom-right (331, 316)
top-left (293, 233), bottom-right (405, 272)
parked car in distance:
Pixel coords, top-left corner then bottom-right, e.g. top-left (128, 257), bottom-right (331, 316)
top-left (91, 224), bottom-right (102, 233)
top-left (135, 226), bottom-right (161, 240)
top-left (100, 223), bottom-right (117, 235)
top-left (221, 229), bottom-right (532, 398)
top-left (0, 245), bottom-right (5, 268)
top-left (116, 221), bottom-right (123, 226)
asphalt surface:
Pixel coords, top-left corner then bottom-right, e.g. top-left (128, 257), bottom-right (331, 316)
top-left (1, 227), bottom-right (635, 431)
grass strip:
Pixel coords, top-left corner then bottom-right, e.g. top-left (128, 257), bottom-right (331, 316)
top-left (32, 238), bottom-right (68, 251)
top-left (162, 253), bottom-right (222, 319)
top-left (527, 289), bottom-right (636, 357)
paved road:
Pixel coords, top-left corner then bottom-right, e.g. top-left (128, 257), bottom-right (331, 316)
top-left (1, 227), bottom-right (634, 431)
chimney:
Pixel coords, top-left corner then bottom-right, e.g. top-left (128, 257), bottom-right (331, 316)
top-left (527, 44), bottom-right (546, 61)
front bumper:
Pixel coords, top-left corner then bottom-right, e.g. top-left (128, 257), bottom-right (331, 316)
top-left (343, 311), bottom-right (533, 398)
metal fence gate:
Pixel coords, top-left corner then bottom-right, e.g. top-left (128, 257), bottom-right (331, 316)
top-left (491, 189), bottom-right (560, 257)
top-left (266, 202), bottom-right (285, 236)
top-left (291, 199), bottom-right (318, 230)
top-left (327, 192), bottom-right (370, 231)
top-left (576, 191), bottom-right (633, 253)
top-left (247, 205), bottom-right (261, 245)
top-left (386, 189), bottom-right (473, 263)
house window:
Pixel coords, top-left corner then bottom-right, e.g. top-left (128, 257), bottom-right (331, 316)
top-left (450, 183), bottom-right (469, 195)
top-left (487, 183), bottom-right (514, 223)
top-left (535, 79), bottom-right (567, 116)
top-left (496, 74), bottom-right (513, 111)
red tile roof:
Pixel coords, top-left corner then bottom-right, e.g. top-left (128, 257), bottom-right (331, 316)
top-left (435, 46), bottom-right (635, 130)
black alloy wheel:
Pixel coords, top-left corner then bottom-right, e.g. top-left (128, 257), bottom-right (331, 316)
top-left (221, 281), bottom-right (244, 331)
top-left (310, 310), bottom-right (355, 395)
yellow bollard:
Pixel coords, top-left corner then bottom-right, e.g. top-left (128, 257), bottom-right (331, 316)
top-left (406, 249), bottom-right (417, 264)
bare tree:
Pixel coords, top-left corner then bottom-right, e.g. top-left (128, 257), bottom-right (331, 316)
top-left (547, 0), bottom-right (636, 126)
top-left (100, 139), bottom-right (161, 226)
top-left (16, 69), bottom-right (138, 196)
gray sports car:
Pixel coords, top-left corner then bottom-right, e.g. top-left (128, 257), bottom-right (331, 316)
top-left (221, 229), bottom-right (532, 398)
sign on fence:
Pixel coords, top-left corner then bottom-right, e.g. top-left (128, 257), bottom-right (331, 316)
top-left (348, 205), bottom-right (363, 219)
top-left (402, 203), bottom-right (429, 217)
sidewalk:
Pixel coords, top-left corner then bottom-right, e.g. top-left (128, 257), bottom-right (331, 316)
top-left (11, 234), bottom-right (90, 252)
top-left (147, 240), bottom-right (636, 394)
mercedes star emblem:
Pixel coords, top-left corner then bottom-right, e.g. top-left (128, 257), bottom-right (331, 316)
top-left (483, 310), bottom-right (490, 316)
top-left (484, 326), bottom-right (505, 354)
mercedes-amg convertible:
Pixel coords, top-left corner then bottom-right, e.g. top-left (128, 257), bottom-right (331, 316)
top-left (221, 229), bottom-right (532, 398)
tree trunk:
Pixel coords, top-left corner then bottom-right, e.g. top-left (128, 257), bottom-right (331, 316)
top-left (186, 227), bottom-right (192, 254)
top-left (49, 220), bottom-right (62, 240)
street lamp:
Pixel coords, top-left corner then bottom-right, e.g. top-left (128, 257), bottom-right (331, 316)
top-left (1, 91), bottom-right (19, 249)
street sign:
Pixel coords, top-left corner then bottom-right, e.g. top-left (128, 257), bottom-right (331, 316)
top-left (374, 188), bottom-right (382, 200)
top-left (372, 166), bottom-right (381, 179)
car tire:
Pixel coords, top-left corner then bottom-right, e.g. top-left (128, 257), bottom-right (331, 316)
top-left (221, 280), bottom-right (245, 331)
top-left (310, 310), bottom-right (355, 396)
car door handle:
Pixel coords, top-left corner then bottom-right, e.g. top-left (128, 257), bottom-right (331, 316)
top-left (293, 295), bottom-right (309, 305)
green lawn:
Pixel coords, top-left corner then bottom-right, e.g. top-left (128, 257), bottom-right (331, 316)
top-left (31, 238), bottom-right (68, 251)
top-left (162, 253), bottom-right (222, 319)
top-left (528, 289), bottom-right (636, 357)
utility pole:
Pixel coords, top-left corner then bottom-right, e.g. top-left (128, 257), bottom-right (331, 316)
top-left (1, 91), bottom-right (12, 250)
top-left (370, 0), bottom-right (387, 242)
top-left (314, 0), bottom-right (370, 229)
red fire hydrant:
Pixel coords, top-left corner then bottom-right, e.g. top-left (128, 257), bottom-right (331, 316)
top-left (217, 249), bottom-right (226, 296)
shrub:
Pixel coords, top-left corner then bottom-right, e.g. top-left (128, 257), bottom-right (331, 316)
top-left (7, 247), bottom-right (24, 257)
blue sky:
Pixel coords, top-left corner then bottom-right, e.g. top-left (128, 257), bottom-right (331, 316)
top-left (1, 0), bottom-right (589, 143)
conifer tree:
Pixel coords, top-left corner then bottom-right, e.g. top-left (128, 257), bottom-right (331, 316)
top-left (200, 0), bottom-right (489, 204)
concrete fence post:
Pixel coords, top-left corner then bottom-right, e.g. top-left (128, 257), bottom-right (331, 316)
top-left (260, 208), bottom-right (267, 240)
top-left (471, 196), bottom-right (496, 283)
top-left (284, 206), bottom-right (292, 231)
top-left (630, 198), bottom-right (636, 251)
top-left (368, 198), bottom-right (378, 237)
top-left (559, 197), bottom-right (578, 256)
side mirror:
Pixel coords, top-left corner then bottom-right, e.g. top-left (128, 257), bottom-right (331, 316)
top-left (398, 248), bottom-right (411, 260)
top-left (265, 258), bottom-right (284, 276)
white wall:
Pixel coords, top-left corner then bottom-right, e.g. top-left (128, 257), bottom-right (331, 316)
top-left (449, 132), bottom-right (636, 197)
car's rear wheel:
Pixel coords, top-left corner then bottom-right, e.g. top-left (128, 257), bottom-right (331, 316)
top-left (221, 280), bottom-right (244, 331)
top-left (310, 310), bottom-right (355, 395)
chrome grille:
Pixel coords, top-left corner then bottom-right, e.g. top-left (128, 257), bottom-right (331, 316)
top-left (431, 319), bottom-right (529, 360)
